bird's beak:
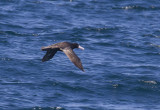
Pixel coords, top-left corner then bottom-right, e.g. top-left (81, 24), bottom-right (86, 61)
top-left (78, 45), bottom-right (84, 50)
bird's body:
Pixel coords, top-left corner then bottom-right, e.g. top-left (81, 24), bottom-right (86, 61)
top-left (41, 42), bottom-right (84, 72)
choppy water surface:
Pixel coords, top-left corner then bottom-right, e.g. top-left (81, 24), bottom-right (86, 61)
top-left (1, 0), bottom-right (160, 110)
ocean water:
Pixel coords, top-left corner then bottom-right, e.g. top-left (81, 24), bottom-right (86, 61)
top-left (0, 0), bottom-right (160, 110)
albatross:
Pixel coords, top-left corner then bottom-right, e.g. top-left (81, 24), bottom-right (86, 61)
top-left (41, 42), bottom-right (85, 72)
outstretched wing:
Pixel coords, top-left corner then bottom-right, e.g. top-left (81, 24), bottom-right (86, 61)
top-left (42, 49), bottom-right (57, 62)
top-left (62, 48), bottom-right (84, 72)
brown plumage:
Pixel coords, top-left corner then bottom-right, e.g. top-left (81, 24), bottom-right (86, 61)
top-left (41, 42), bottom-right (85, 72)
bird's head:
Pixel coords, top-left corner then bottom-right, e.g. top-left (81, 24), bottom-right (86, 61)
top-left (73, 43), bottom-right (84, 50)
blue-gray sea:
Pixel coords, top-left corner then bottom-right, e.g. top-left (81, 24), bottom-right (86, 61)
top-left (1, 0), bottom-right (160, 110)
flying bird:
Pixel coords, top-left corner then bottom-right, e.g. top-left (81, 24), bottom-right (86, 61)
top-left (41, 42), bottom-right (84, 72)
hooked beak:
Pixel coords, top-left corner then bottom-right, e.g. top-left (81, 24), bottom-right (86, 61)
top-left (78, 45), bottom-right (84, 50)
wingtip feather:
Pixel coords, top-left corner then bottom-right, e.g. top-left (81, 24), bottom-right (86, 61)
top-left (42, 59), bottom-right (45, 62)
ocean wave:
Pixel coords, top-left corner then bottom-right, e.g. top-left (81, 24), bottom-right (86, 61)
top-left (113, 5), bottom-right (160, 10)
top-left (20, 106), bottom-right (65, 110)
top-left (141, 80), bottom-right (157, 85)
